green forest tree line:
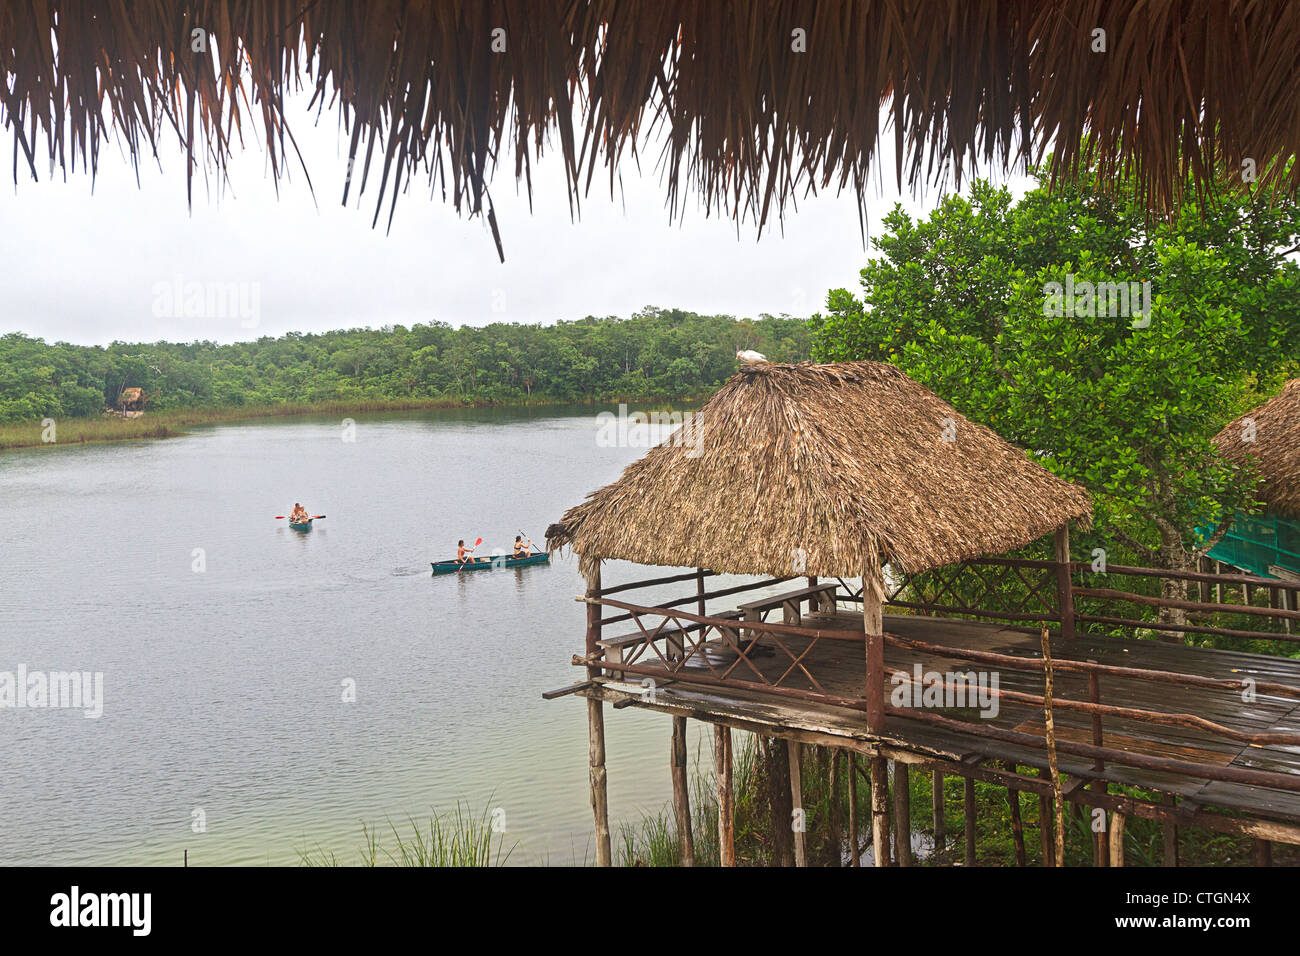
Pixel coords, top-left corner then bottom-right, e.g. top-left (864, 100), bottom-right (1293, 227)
top-left (0, 307), bottom-right (813, 422)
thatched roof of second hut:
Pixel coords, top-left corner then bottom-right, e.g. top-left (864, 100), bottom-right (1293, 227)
top-left (1214, 379), bottom-right (1300, 518)
top-left (548, 361), bottom-right (1092, 578)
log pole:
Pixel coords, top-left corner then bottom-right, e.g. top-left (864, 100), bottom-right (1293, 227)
top-left (892, 761), bottom-right (912, 866)
top-left (670, 716), bottom-right (694, 866)
top-left (848, 752), bottom-right (860, 867)
top-left (1054, 524), bottom-right (1075, 640)
top-left (870, 755), bottom-right (890, 867)
top-left (963, 775), bottom-right (977, 866)
top-left (715, 725), bottom-right (735, 866)
top-left (932, 770), bottom-right (946, 851)
top-left (587, 697), bottom-right (612, 867)
top-left (789, 740), bottom-right (807, 867)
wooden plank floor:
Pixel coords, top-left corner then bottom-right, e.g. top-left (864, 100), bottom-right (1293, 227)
top-left (615, 609), bottom-right (1300, 822)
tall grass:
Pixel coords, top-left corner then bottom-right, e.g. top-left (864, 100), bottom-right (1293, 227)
top-left (299, 802), bottom-right (516, 867)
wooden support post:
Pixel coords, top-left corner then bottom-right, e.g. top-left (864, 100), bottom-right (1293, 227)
top-left (1038, 792), bottom-right (1054, 866)
top-left (1198, 556), bottom-right (1211, 604)
top-left (1255, 839), bottom-right (1273, 866)
top-left (587, 697), bottom-right (612, 867)
top-left (696, 567), bottom-right (706, 618)
top-left (1006, 762), bottom-right (1026, 866)
top-left (715, 725), bottom-right (735, 867)
top-left (1054, 524), bottom-right (1075, 640)
top-left (932, 770), bottom-right (946, 851)
top-left (892, 761), bottom-right (912, 866)
top-left (789, 740), bottom-right (807, 867)
top-left (963, 776), bottom-right (977, 866)
top-left (807, 575), bottom-right (819, 613)
top-left (1162, 793), bottom-right (1178, 867)
top-left (670, 716), bottom-right (694, 867)
top-left (1088, 666), bottom-right (1108, 867)
top-left (847, 753), bottom-right (860, 867)
top-left (582, 563), bottom-right (612, 868)
top-left (829, 750), bottom-right (843, 866)
top-left (870, 756), bottom-right (890, 867)
top-left (863, 562), bottom-right (885, 733)
top-left (1109, 811), bottom-right (1127, 867)
top-left (1215, 560), bottom-right (1223, 605)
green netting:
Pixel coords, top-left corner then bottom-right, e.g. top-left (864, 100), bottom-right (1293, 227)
top-left (1197, 511), bottom-right (1300, 579)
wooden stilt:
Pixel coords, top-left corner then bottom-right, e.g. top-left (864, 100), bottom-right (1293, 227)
top-left (1162, 793), bottom-right (1178, 867)
top-left (963, 775), bottom-right (977, 866)
top-left (863, 562), bottom-right (885, 733)
top-left (1109, 811), bottom-right (1127, 867)
top-left (932, 770), bottom-right (946, 852)
top-left (829, 750), bottom-right (844, 866)
top-left (766, 738), bottom-right (795, 866)
top-left (1054, 525), bottom-right (1075, 640)
top-left (1038, 792), bottom-right (1054, 866)
top-left (892, 761), bottom-right (912, 866)
top-left (870, 755), bottom-right (890, 867)
top-left (789, 740), bottom-right (807, 867)
top-left (715, 725), bottom-right (735, 867)
top-left (847, 752), bottom-right (860, 867)
top-left (587, 697), bottom-right (612, 867)
top-left (1006, 762), bottom-right (1026, 866)
top-left (670, 716), bottom-right (694, 867)
top-left (1255, 839), bottom-right (1273, 866)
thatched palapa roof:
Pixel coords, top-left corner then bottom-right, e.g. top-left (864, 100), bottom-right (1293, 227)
top-left (548, 362), bottom-right (1093, 578)
top-left (2, 1), bottom-right (1298, 258)
top-left (1214, 380), bottom-right (1300, 518)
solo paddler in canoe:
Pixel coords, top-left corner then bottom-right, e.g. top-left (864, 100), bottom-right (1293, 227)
top-left (275, 504), bottom-right (326, 531)
top-left (431, 534), bottom-right (550, 574)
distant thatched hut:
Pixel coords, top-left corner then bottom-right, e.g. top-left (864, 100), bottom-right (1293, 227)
top-left (548, 360), bottom-right (1092, 579)
top-left (1215, 380), bottom-right (1300, 518)
top-left (1209, 380), bottom-right (1300, 578)
top-left (117, 387), bottom-right (147, 418)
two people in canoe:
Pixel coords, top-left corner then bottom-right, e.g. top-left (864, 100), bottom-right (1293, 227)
top-left (454, 535), bottom-right (532, 566)
top-left (289, 503), bottom-right (311, 524)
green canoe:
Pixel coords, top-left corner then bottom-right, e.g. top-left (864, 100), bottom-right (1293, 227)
top-left (289, 519), bottom-right (313, 531)
top-left (431, 552), bottom-right (549, 575)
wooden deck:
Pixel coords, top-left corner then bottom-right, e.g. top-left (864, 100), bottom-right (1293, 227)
top-left (588, 609), bottom-right (1300, 825)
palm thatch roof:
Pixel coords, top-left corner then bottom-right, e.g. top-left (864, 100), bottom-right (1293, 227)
top-left (547, 361), bottom-right (1092, 578)
top-left (2, 1), bottom-right (1297, 259)
top-left (1214, 380), bottom-right (1300, 518)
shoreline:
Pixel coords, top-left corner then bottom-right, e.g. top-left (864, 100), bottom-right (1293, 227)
top-left (0, 395), bottom-right (704, 452)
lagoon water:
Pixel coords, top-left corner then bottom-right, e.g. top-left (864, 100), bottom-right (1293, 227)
top-left (0, 406), bottom-right (751, 866)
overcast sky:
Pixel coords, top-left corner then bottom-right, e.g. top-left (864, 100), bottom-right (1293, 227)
top-left (0, 97), bottom-right (1032, 346)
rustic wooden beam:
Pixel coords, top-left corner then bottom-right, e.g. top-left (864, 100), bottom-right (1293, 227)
top-left (892, 761), bottom-right (912, 866)
top-left (1074, 586), bottom-right (1300, 621)
top-left (789, 740), bottom-right (807, 867)
top-left (715, 725), bottom-right (735, 867)
top-left (670, 716), bottom-right (694, 867)
top-left (870, 756), bottom-right (890, 867)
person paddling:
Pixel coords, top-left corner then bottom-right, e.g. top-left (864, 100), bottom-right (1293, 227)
top-left (289, 503), bottom-right (310, 524)
top-left (513, 535), bottom-right (532, 558)
top-left (456, 539), bottom-right (482, 566)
